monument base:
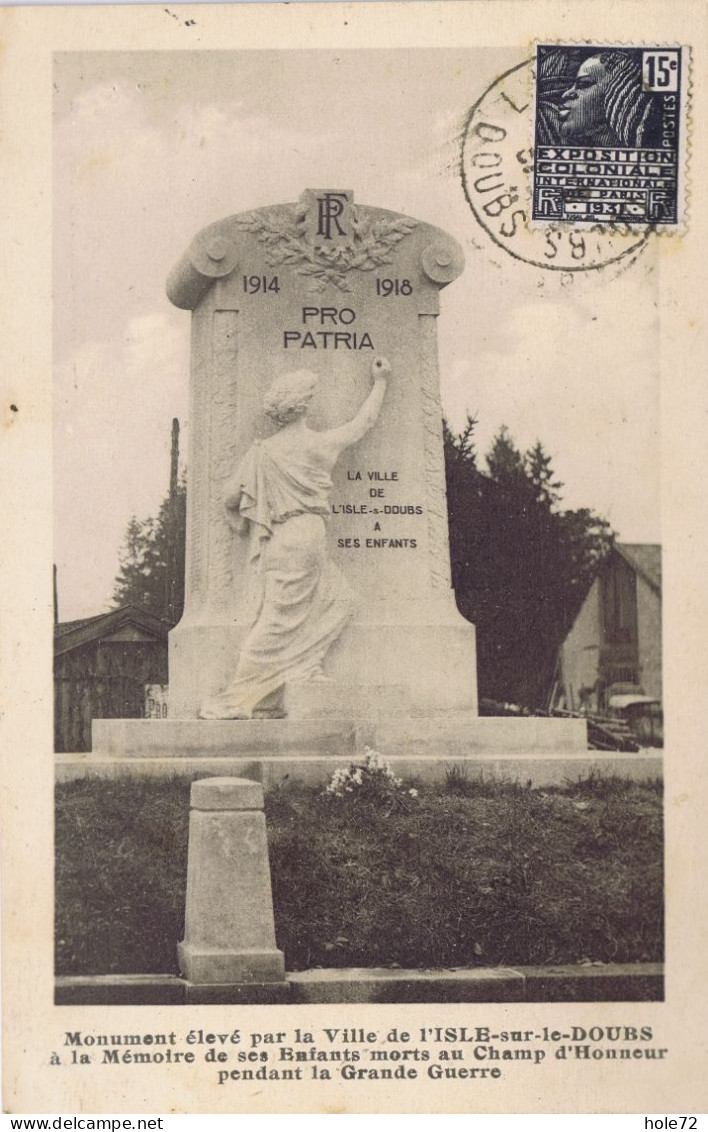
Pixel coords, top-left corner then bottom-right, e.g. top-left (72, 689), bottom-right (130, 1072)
top-left (284, 681), bottom-right (411, 720)
top-left (168, 597), bottom-right (479, 719)
top-left (91, 714), bottom-right (586, 759)
top-left (84, 712), bottom-right (594, 787)
top-left (177, 943), bottom-right (285, 985)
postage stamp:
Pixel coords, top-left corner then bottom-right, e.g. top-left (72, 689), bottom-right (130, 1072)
top-left (461, 59), bottom-right (649, 273)
top-left (532, 45), bottom-right (684, 224)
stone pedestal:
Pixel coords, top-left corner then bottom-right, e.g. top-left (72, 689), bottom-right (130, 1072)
top-left (177, 777), bottom-right (285, 985)
top-left (166, 189), bottom-right (477, 719)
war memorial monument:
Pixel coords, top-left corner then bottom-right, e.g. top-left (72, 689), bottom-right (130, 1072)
top-left (66, 188), bottom-right (644, 995)
top-left (91, 188), bottom-right (585, 781)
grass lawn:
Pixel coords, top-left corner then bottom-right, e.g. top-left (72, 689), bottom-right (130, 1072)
top-left (55, 771), bottom-right (663, 977)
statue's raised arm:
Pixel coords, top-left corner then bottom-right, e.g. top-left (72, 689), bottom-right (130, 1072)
top-left (320, 355), bottom-right (391, 458)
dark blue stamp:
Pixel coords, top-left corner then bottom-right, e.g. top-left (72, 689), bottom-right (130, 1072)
top-left (533, 45), bottom-right (683, 224)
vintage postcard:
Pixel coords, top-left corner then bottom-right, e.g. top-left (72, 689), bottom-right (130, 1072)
top-left (1, 0), bottom-right (707, 1116)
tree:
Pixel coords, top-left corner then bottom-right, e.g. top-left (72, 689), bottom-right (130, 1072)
top-left (445, 421), bottom-right (613, 707)
top-left (524, 440), bottom-right (563, 510)
top-left (486, 424), bottom-right (526, 487)
top-left (113, 477), bottom-right (186, 625)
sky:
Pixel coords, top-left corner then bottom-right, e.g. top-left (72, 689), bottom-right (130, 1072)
top-left (53, 49), bottom-right (661, 621)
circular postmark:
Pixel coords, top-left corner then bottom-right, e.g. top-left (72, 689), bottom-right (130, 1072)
top-left (461, 59), bottom-right (650, 272)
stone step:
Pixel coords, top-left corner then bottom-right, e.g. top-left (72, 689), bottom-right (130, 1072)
top-left (91, 713), bottom-right (587, 760)
top-left (56, 750), bottom-right (664, 788)
top-left (91, 718), bottom-right (357, 759)
top-left (366, 714), bottom-right (587, 754)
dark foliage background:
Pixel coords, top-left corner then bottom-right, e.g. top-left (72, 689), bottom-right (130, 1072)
top-left (113, 476), bottom-right (186, 626)
top-left (444, 419), bottom-right (613, 706)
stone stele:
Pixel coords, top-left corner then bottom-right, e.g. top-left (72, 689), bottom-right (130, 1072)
top-left (177, 777), bottom-right (285, 984)
top-left (166, 189), bottom-right (478, 721)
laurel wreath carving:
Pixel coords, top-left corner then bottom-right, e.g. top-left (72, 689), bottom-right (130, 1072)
top-left (235, 203), bottom-right (417, 292)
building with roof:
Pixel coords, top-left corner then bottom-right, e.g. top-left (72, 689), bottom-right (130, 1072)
top-left (556, 543), bottom-right (662, 717)
top-left (54, 605), bottom-right (169, 752)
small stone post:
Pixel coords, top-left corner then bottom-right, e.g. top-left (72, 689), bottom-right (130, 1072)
top-left (178, 777), bottom-right (285, 985)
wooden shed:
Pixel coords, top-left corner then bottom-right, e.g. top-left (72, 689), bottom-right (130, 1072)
top-left (54, 606), bottom-right (169, 752)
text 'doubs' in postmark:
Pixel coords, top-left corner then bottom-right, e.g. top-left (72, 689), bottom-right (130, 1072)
top-left (533, 45), bottom-right (683, 226)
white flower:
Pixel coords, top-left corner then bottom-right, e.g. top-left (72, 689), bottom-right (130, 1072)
top-left (324, 746), bottom-right (416, 800)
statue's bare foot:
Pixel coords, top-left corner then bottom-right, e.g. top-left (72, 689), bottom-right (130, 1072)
top-left (199, 703), bottom-right (250, 720)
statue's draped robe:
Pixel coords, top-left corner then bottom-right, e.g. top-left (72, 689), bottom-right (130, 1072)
top-left (201, 437), bottom-right (351, 718)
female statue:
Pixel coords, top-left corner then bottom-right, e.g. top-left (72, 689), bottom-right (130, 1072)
top-left (200, 355), bottom-right (391, 719)
top-left (538, 49), bottom-right (663, 148)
